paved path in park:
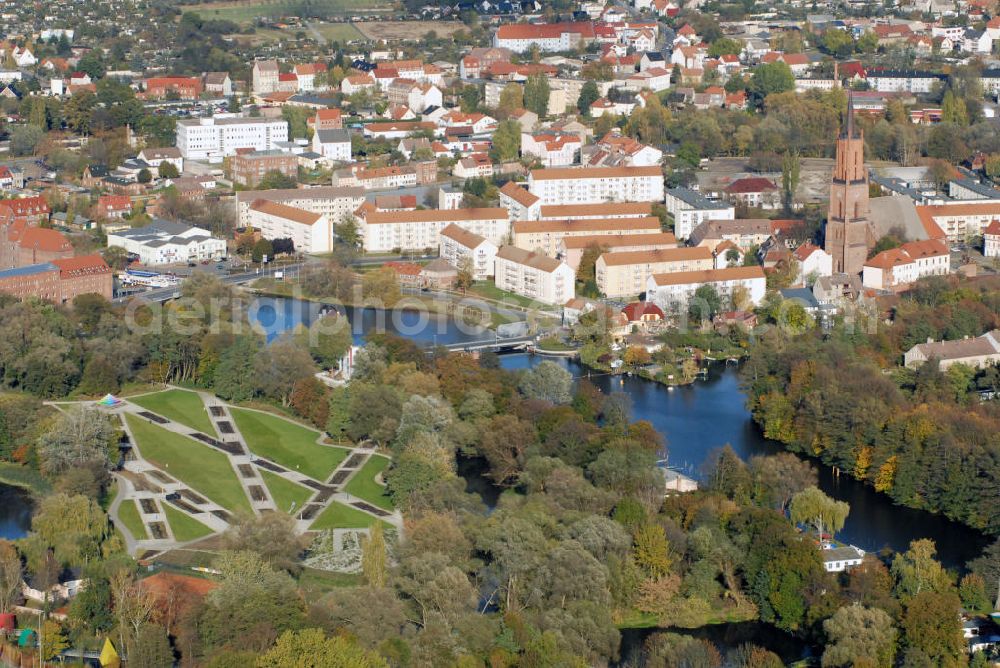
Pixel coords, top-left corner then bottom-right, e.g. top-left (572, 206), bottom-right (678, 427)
top-left (52, 388), bottom-right (402, 556)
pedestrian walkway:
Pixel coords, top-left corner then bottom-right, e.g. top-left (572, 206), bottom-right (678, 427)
top-left (56, 387), bottom-right (402, 556)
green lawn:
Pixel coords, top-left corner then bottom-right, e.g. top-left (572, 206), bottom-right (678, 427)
top-left (116, 499), bottom-right (147, 540)
top-left (261, 470), bottom-right (313, 514)
top-left (469, 282), bottom-right (558, 310)
top-left (310, 501), bottom-right (388, 530)
top-left (314, 23), bottom-right (365, 41)
top-left (126, 415), bottom-right (252, 514)
top-left (344, 456), bottom-right (393, 511)
top-left (163, 505), bottom-right (215, 542)
top-left (230, 408), bottom-right (348, 481)
top-left (199, 0), bottom-right (389, 23)
top-left (130, 389), bottom-right (216, 435)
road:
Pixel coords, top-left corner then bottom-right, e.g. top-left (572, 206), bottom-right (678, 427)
top-left (113, 263), bottom-right (305, 304)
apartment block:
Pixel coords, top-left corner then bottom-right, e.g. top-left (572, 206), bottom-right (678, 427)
top-left (596, 247), bottom-right (714, 298)
top-left (247, 200), bottom-right (333, 254)
top-left (646, 266), bottom-right (767, 310)
top-left (439, 224), bottom-right (499, 280)
top-left (235, 187), bottom-right (366, 228)
top-left (494, 245), bottom-right (575, 305)
top-left (360, 208), bottom-right (510, 253)
top-left (176, 116), bottom-right (289, 160)
top-left (229, 150), bottom-right (298, 187)
top-left (664, 188), bottom-right (735, 239)
top-left (513, 216), bottom-right (662, 256)
top-left (528, 166), bottom-right (664, 205)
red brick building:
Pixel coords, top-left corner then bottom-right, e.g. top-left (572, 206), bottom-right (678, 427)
top-left (143, 77), bottom-right (204, 99)
top-left (229, 150), bottom-right (298, 187)
top-left (5, 225), bottom-right (74, 268)
top-left (0, 254), bottom-right (112, 303)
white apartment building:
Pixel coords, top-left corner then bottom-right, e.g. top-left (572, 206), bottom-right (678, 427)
top-left (360, 208), bottom-right (510, 253)
top-left (916, 203), bottom-right (1000, 242)
top-left (646, 266), bottom-right (767, 311)
top-left (107, 220), bottom-right (226, 266)
top-left (246, 200), bottom-right (333, 254)
top-left (493, 22), bottom-right (594, 53)
top-left (985, 220), bottom-right (1000, 258)
top-left (862, 239), bottom-right (950, 291)
top-left (664, 188), bottom-right (736, 240)
top-left (494, 245), bottom-right (575, 306)
top-left (235, 187), bottom-right (366, 228)
top-left (527, 166), bottom-right (664, 205)
top-left (865, 70), bottom-right (945, 94)
top-left (312, 129), bottom-right (352, 162)
top-left (513, 217), bottom-right (662, 256)
top-left (499, 182), bottom-right (542, 221)
top-left (176, 116), bottom-right (289, 160)
top-left (439, 224), bottom-right (499, 280)
top-left (539, 202), bottom-right (653, 220)
top-left (596, 247), bottom-right (714, 299)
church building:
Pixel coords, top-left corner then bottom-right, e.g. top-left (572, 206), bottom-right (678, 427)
top-left (824, 99), bottom-right (875, 275)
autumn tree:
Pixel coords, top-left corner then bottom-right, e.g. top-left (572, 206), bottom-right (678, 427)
top-left (901, 591), bottom-right (965, 666)
top-left (518, 360), bottom-right (573, 404)
top-left (257, 629), bottom-right (387, 668)
top-left (891, 539), bottom-right (953, 601)
top-left (496, 83), bottom-right (523, 119)
top-left (490, 119), bottom-right (521, 163)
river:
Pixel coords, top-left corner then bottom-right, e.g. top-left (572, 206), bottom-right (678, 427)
top-left (500, 354), bottom-right (991, 571)
top-left (247, 296), bottom-right (990, 569)
top-left (0, 484), bottom-right (33, 540)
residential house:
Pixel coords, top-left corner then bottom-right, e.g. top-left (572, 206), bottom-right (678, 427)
top-left (439, 223), bottom-right (499, 280)
top-left (904, 329), bottom-right (1000, 369)
top-left (493, 245), bottom-right (575, 305)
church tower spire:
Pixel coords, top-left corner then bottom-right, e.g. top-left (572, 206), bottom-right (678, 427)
top-left (824, 93), bottom-right (873, 275)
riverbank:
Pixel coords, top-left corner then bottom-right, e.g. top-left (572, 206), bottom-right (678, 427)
top-left (499, 354), bottom-right (991, 570)
top-left (0, 463), bottom-right (50, 496)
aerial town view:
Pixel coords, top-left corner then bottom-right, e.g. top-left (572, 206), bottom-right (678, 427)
top-left (2, 0), bottom-right (1000, 665)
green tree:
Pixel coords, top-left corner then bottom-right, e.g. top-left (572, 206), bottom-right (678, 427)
top-left (23, 493), bottom-right (109, 568)
top-left (857, 31), bottom-right (879, 53)
top-left (708, 37), bottom-right (742, 57)
top-left (749, 62), bottom-right (794, 105)
top-left (257, 629), bottom-right (387, 668)
top-left (789, 486), bottom-right (849, 541)
top-left (252, 238), bottom-right (274, 263)
top-left (137, 168), bottom-right (152, 184)
top-left (334, 215), bottom-right (361, 247)
top-left (9, 124), bottom-right (44, 156)
top-left (689, 284), bottom-right (722, 323)
top-left (157, 162), bottom-right (179, 179)
top-left (891, 539), bottom-right (952, 601)
top-left (214, 336), bottom-right (259, 402)
top-left (128, 623), bottom-right (173, 668)
top-left (822, 29), bottom-right (855, 57)
top-left (901, 591), bottom-right (965, 666)
top-left (633, 523), bottom-right (672, 578)
top-left (578, 80), bottom-right (600, 116)
top-left (40, 619), bottom-right (69, 661)
top-left (519, 360), bottom-right (573, 404)
top-left (781, 152), bottom-right (800, 212)
top-left (257, 170), bottom-right (297, 190)
top-left (523, 74), bottom-right (550, 117)
top-left (460, 84), bottom-right (481, 113)
top-left (821, 604), bottom-right (897, 668)
top-left (496, 83), bottom-right (523, 119)
top-left (941, 89), bottom-right (969, 126)
top-left (490, 119), bottom-right (521, 162)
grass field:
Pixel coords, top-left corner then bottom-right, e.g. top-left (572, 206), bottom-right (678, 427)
top-left (312, 22), bottom-right (365, 41)
top-left (230, 408), bottom-right (348, 481)
top-left (310, 501), bottom-right (387, 530)
top-left (130, 389), bottom-right (215, 435)
top-left (193, 0), bottom-right (390, 24)
top-left (163, 505), bottom-right (215, 542)
top-left (117, 499), bottom-right (147, 540)
top-left (126, 415), bottom-right (252, 514)
top-left (355, 19), bottom-right (467, 41)
top-left (260, 469), bottom-right (313, 514)
top-left (344, 455), bottom-right (392, 511)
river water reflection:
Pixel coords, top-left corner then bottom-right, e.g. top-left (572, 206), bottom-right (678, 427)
top-left (499, 354), bottom-right (991, 570)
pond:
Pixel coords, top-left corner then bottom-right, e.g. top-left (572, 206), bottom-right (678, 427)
top-left (0, 484), bottom-right (33, 540)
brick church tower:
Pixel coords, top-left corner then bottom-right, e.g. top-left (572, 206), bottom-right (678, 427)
top-left (824, 96), bottom-right (873, 275)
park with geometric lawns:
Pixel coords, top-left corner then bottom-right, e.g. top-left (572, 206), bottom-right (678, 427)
top-left (95, 387), bottom-right (398, 571)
